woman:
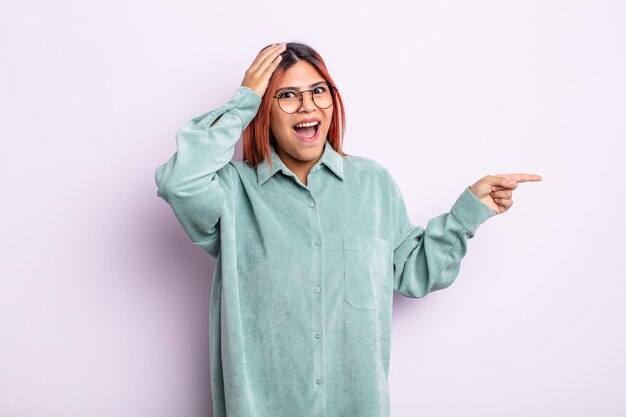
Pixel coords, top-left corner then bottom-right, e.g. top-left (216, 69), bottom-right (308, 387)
top-left (155, 42), bottom-right (541, 417)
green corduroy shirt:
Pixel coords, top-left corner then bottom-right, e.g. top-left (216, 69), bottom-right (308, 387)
top-left (155, 85), bottom-right (498, 417)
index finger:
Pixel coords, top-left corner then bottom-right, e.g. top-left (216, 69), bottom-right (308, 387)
top-left (497, 173), bottom-right (543, 183)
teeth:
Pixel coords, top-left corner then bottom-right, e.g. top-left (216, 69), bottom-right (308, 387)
top-left (294, 121), bottom-right (319, 128)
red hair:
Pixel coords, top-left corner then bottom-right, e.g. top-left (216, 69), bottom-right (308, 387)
top-left (242, 42), bottom-right (348, 171)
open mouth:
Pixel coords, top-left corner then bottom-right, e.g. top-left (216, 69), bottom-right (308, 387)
top-left (292, 122), bottom-right (320, 140)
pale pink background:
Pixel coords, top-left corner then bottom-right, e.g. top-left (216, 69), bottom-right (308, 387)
top-left (1, 0), bottom-right (625, 416)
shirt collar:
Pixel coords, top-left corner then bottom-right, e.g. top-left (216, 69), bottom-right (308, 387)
top-left (256, 140), bottom-right (345, 186)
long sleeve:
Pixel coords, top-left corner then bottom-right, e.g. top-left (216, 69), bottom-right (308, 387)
top-left (388, 171), bottom-right (498, 298)
top-left (154, 85), bottom-right (262, 257)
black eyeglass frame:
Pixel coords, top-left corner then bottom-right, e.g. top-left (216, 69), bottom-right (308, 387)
top-left (271, 83), bottom-right (338, 114)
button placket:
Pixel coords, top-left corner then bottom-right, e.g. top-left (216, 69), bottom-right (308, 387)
top-left (306, 189), bottom-right (325, 399)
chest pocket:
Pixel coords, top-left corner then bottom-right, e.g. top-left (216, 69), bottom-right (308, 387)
top-left (343, 235), bottom-right (391, 310)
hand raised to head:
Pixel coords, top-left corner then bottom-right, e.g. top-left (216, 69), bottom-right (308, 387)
top-left (241, 42), bottom-right (287, 98)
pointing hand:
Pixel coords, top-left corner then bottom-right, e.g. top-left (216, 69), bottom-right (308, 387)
top-left (469, 173), bottom-right (542, 214)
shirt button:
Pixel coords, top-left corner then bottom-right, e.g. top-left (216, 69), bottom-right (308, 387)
top-left (315, 332), bottom-right (321, 339)
top-left (239, 90), bottom-right (245, 94)
top-left (309, 202), bottom-right (315, 208)
top-left (314, 240), bottom-right (321, 246)
top-left (314, 286), bottom-right (321, 293)
top-left (316, 378), bottom-right (323, 385)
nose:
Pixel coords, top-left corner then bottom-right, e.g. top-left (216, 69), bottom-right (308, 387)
top-left (299, 91), bottom-right (317, 112)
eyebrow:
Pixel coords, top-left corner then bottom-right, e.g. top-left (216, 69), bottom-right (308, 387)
top-left (276, 81), bottom-right (327, 92)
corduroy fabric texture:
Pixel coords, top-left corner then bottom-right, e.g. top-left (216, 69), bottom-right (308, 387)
top-left (155, 85), bottom-right (497, 417)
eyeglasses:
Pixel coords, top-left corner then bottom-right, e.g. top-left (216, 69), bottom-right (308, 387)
top-left (272, 82), bottom-right (337, 114)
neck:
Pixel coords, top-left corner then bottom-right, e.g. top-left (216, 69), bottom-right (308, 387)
top-left (274, 144), bottom-right (322, 187)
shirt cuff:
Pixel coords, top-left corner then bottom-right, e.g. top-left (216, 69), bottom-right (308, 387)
top-left (450, 186), bottom-right (498, 236)
top-left (228, 85), bottom-right (262, 128)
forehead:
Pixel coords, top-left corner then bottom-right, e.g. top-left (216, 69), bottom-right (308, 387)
top-left (277, 61), bottom-right (325, 89)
